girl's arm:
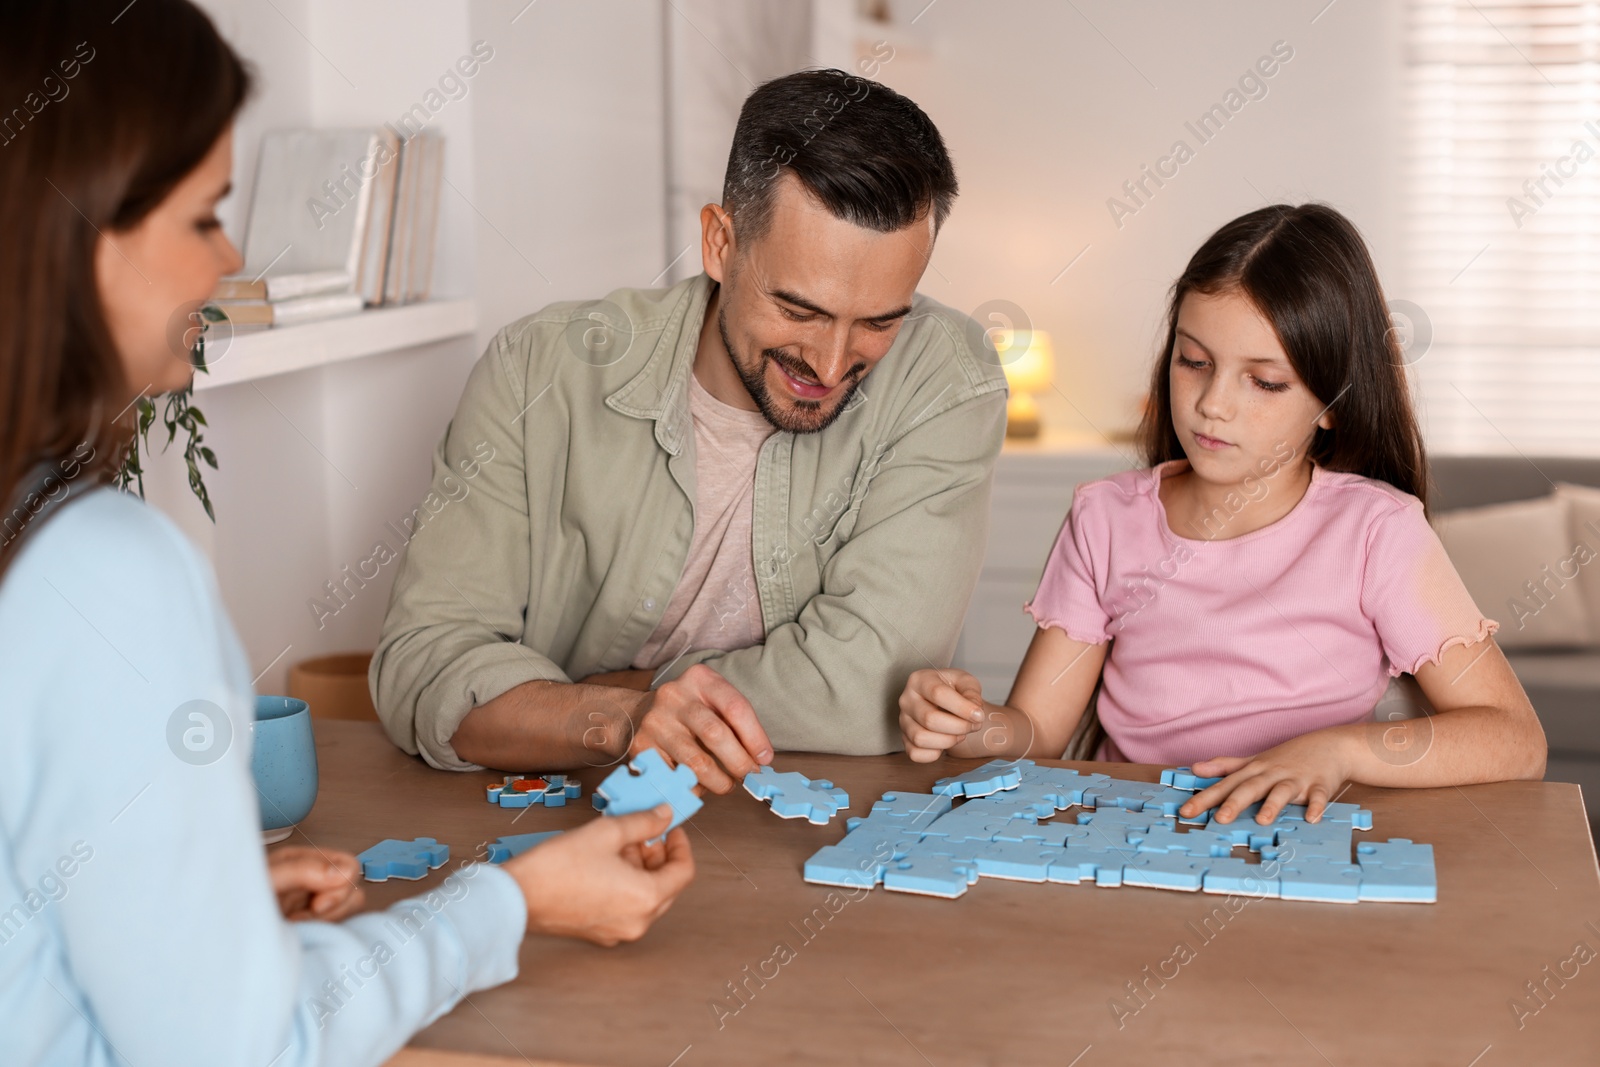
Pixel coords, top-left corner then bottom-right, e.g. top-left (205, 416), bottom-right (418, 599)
top-left (898, 626), bottom-right (1108, 761)
top-left (1182, 634), bottom-right (1547, 824)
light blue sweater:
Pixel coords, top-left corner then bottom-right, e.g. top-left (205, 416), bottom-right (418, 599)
top-left (0, 488), bottom-right (527, 1066)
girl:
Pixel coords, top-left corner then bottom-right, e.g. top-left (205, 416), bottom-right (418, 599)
top-left (0, 4), bottom-right (691, 1065)
top-left (899, 203), bottom-right (1546, 825)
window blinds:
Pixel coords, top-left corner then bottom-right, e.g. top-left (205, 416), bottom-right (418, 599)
top-left (1406, 0), bottom-right (1600, 456)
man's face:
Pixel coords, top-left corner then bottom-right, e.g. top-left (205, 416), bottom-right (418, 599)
top-left (707, 173), bottom-right (935, 434)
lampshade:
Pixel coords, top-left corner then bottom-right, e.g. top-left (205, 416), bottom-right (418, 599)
top-left (995, 329), bottom-right (1054, 394)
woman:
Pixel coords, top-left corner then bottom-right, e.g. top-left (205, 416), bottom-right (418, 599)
top-left (0, 3), bottom-right (694, 1064)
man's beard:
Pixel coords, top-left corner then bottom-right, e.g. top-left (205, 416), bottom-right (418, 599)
top-left (718, 306), bottom-right (865, 435)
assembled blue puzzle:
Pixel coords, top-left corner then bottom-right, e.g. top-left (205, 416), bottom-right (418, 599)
top-left (357, 837), bottom-right (449, 882)
top-left (595, 748), bottom-right (703, 842)
top-left (486, 773), bottom-right (581, 808)
top-left (744, 766), bottom-right (850, 824)
top-left (803, 760), bottom-right (1437, 904)
top-left (485, 830), bottom-right (563, 864)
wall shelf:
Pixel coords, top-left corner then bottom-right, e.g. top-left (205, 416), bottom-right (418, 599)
top-left (193, 298), bottom-right (477, 391)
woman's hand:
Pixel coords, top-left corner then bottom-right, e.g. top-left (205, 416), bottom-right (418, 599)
top-left (268, 846), bottom-right (365, 922)
top-left (1179, 729), bottom-right (1357, 824)
top-left (897, 668), bottom-right (985, 763)
top-left (502, 804), bottom-right (695, 946)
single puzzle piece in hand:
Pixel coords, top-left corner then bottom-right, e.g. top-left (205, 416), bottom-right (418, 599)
top-left (743, 766), bottom-right (850, 825)
top-left (358, 837), bottom-right (449, 882)
top-left (596, 748), bottom-right (702, 843)
top-left (487, 773), bottom-right (582, 809)
top-left (485, 830), bottom-right (563, 864)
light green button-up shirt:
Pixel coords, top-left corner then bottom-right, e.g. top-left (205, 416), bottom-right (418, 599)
top-left (371, 274), bottom-right (1008, 769)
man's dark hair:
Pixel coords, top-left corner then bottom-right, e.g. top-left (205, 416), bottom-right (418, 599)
top-left (722, 68), bottom-right (958, 246)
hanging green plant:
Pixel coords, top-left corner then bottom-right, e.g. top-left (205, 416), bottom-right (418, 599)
top-left (114, 303), bottom-right (223, 521)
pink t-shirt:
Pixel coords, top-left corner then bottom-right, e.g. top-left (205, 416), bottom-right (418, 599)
top-left (1025, 460), bottom-right (1497, 765)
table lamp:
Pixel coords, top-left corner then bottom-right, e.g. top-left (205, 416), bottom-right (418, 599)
top-left (994, 328), bottom-right (1053, 438)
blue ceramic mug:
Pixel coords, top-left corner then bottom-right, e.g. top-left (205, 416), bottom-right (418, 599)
top-left (252, 696), bottom-right (318, 842)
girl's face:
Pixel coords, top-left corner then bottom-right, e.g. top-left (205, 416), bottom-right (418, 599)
top-left (1168, 287), bottom-right (1333, 485)
top-left (95, 126), bottom-right (243, 399)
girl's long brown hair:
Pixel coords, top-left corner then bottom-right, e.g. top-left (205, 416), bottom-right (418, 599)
top-left (0, 0), bottom-right (250, 579)
top-left (1137, 203), bottom-right (1430, 513)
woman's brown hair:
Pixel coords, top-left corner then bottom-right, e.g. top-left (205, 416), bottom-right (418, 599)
top-left (0, 0), bottom-right (250, 578)
top-left (1137, 203), bottom-right (1430, 513)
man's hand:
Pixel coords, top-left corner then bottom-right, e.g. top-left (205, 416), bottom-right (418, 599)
top-left (268, 846), bottom-right (365, 922)
top-left (897, 667), bottom-right (985, 763)
top-left (630, 663), bottom-right (772, 793)
top-left (503, 804), bottom-right (695, 946)
top-left (1178, 729), bottom-right (1357, 824)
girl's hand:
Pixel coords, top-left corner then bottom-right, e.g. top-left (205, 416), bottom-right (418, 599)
top-left (897, 668), bottom-right (985, 763)
top-left (1178, 730), bottom-right (1356, 824)
top-left (503, 804), bottom-right (695, 946)
top-left (268, 846), bottom-right (365, 922)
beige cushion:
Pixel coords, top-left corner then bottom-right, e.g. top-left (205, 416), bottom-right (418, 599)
top-left (1555, 482), bottom-right (1600, 641)
top-left (1432, 494), bottom-right (1594, 649)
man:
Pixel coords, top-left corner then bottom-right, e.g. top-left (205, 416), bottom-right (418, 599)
top-left (371, 69), bottom-right (1008, 792)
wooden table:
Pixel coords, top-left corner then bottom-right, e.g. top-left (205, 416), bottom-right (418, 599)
top-left (289, 722), bottom-right (1600, 1066)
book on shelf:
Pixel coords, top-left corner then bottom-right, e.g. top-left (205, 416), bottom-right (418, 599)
top-left (212, 269), bottom-right (352, 302)
top-left (234, 126), bottom-right (444, 318)
top-left (210, 292), bottom-right (365, 328)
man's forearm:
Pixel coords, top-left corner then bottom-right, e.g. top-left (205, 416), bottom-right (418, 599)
top-left (451, 680), bottom-right (647, 771)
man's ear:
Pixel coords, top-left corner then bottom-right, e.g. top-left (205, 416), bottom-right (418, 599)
top-left (700, 203), bottom-right (736, 284)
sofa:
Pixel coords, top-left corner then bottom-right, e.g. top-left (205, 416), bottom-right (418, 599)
top-left (1429, 455), bottom-right (1600, 824)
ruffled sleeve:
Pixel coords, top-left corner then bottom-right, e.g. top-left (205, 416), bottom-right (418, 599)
top-left (1360, 496), bottom-right (1500, 676)
top-left (1024, 484), bottom-right (1113, 645)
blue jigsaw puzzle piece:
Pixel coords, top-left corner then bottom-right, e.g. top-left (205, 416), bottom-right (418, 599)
top-left (1356, 838), bottom-right (1434, 867)
top-left (1122, 851), bottom-right (1211, 891)
top-left (990, 820), bottom-right (1090, 847)
top-left (1201, 857), bottom-right (1282, 898)
top-left (1160, 767), bottom-right (1224, 791)
top-left (1047, 842), bottom-right (1131, 886)
top-left (883, 849), bottom-right (980, 898)
top-left (1355, 839), bottom-right (1437, 903)
top-left (596, 748), bottom-right (702, 842)
top-left (1084, 776), bottom-right (1183, 813)
top-left (485, 830), bottom-right (562, 864)
top-left (358, 837), bottom-right (449, 882)
top-left (1129, 821), bottom-right (1232, 857)
top-left (1261, 820), bottom-right (1354, 864)
top-left (744, 766), bottom-right (850, 825)
top-left (969, 840), bottom-right (1061, 882)
top-left (1277, 858), bottom-right (1363, 903)
top-left (805, 845), bottom-right (889, 889)
top-left (868, 791), bottom-right (953, 827)
top-left (1074, 806), bottom-right (1159, 848)
top-left (1272, 801), bottom-right (1374, 830)
top-left (932, 759), bottom-right (1026, 798)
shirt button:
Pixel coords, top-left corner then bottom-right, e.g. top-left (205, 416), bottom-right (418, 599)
top-left (644, 598), bottom-right (657, 611)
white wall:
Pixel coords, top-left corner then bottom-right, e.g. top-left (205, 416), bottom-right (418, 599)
top-left (465, 0), bottom-right (667, 341)
top-left (861, 0), bottom-right (1404, 439)
top-left (153, 0), bottom-right (490, 694)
